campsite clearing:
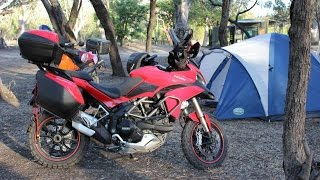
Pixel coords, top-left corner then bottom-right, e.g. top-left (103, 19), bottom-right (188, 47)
top-left (0, 47), bottom-right (319, 179)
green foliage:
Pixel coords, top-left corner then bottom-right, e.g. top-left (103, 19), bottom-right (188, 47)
top-left (189, 24), bottom-right (205, 42)
top-left (264, 0), bottom-right (289, 22)
top-left (79, 14), bottom-right (101, 40)
top-left (0, 13), bottom-right (18, 39)
top-left (0, 1), bottom-right (51, 40)
top-left (189, 1), bottom-right (220, 26)
top-left (230, 0), bottom-right (252, 18)
top-left (157, 0), bottom-right (221, 45)
top-left (158, 0), bottom-right (175, 28)
top-left (110, 0), bottom-right (148, 45)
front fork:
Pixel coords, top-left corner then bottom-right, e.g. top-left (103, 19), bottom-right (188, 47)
top-left (191, 98), bottom-right (210, 133)
top-left (183, 97), bottom-right (211, 133)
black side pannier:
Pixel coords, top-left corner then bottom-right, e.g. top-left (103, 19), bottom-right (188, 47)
top-left (18, 30), bottom-right (59, 63)
top-left (36, 71), bottom-right (82, 119)
top-left (86, 38), bottom-right (110, 54)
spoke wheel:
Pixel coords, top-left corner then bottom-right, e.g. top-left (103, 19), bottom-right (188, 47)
top-left (181, 119), bottom-right (227, 170)
top-left (27, 112), bottom-right (89, 168)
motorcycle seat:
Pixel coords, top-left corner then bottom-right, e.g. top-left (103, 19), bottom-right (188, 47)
top-left (65, 70), bottom-right (93, 81)
top-left (89, 77), bottom-right (143, 98)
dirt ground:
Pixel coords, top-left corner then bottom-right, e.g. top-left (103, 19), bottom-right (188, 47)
top-left (0, 46), bottom-right (320, 180)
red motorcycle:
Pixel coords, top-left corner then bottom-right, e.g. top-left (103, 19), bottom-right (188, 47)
top-left (19, 29), bottom-right (227, 170)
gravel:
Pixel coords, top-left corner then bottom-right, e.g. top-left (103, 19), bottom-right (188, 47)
top-left (0, 47), bottom-right (319, 179)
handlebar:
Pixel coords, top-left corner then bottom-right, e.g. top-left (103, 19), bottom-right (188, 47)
top-left (59, 41), bottom-right (85, 57)
top-left (181, 29), bottom-right (193, 46)
top-left (82, 60), bottom-right (104, 74)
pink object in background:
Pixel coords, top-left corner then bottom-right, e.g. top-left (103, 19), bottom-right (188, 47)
top-left (81, 51), bottom-right (98, 64)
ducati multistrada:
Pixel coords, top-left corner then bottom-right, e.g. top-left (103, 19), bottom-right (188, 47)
top-left (20, 30), bottom-right (227, 170)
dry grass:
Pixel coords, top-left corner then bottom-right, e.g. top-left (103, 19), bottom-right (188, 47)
top-left (0, 78), bottom-right (20, 108)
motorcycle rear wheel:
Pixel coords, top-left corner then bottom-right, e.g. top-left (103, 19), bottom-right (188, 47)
top-left (181, 119), bottom-right (227, 170)
top-left (27, 112), bottom-right (89, 168)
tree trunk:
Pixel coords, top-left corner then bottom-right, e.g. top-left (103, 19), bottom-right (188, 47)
top-left (146, 0), bottom-right (157, 53)
top-left (209, 0), bottom-right (255, 41)
top-left (219, 0), bottom-right (231, 47)
top-left (41, 0), bottom-right (77, 44)
top-left (18, 19), bottom-right (27, 36)
top-left (67, 0), bottom-right (82, 30)
top-left (163, 27), bottom-right (173, 46)
top-left (283, 0), bottom-right (315, 179)
top-left (89, 0), bottom-right (126, 76)
top-left (203, 23), bottom-right (209, 46)
top-left (174, 0), bottom-right (190, 40)
top-left (316, 4), bottom-right (320, 39)
top-left (0, 32), bottom-right (7, 49)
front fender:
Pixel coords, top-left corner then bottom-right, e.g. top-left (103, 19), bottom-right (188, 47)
top-left (187, 111), bottom-right (212, 131)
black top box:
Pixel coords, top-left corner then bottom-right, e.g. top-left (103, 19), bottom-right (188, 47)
top-left (18, 30), bottom-right (59, 63)
top-left (86, 38), bottom-right (110, 54)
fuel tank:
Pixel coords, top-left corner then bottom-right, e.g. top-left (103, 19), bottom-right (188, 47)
top-left (129, 66), bottom-right (197, 88)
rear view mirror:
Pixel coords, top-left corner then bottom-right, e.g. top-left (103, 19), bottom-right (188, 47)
top-left (182, 29), bottom-right (193, 45)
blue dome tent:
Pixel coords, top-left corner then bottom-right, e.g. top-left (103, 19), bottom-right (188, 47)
top-left (200, 33), bottom-right (320, 120)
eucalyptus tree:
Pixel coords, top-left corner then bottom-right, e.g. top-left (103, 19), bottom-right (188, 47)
top-left (264, 0), bottom-right (289, 22)
top-left (41, 0), bottom-right (81, 44)
top-left (90, 0), bottom-right (126, 76)
top-left (316, 1), bottom-right (320, 38)
top-left (42, 0), bottom-right (125, 76)
top-left (283, 0), bottom-right (320, 179)
top-left (109, 0), bottom-right (147, 46)
top-left (209, 0), bottom-right (257, 46)
top-left (175, 0), bottom-right (191, 39)
top-left (146, 0), bottom-right (157, 53)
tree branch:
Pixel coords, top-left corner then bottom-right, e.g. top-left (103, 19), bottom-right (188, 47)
top-left (67, 0), bottom-right (82, 29)
top-left (228, 18), bottom-right (251, 38)
top-left (209, 0), bottom-right (253, 39)
top-left (41, 0), bottom-right (62, 37)
top-left (0, 0), bottom-right (16, 10)
top-left (0, 0), bottom-right (34, 15)
top-left (0, 9), bottom-right (13, 15)
top-left (208, 0), bottom-right (222, 7)
top-left (42, 0), bottom-right (77, 44)
top-left (235, 0), bottom-right (257, 22)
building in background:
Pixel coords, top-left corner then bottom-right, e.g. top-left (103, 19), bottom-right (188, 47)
top-left (210, 18), bottom-right (289, 47)
top-left (210, 18), bottom-right (320, 47)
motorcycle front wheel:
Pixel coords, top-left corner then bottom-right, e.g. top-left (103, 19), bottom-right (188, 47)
top-left (181, 119), bottom-right (227, 170)
top-left (27, 112), bottom-right (90, 168)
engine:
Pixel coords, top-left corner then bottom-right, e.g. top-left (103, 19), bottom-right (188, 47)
top-left (115, 96), bottom-right (174, 143)
top-left (116, 119), bottom-right (143, 143)
top-left (75, 97), bottom-right (173, 154)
